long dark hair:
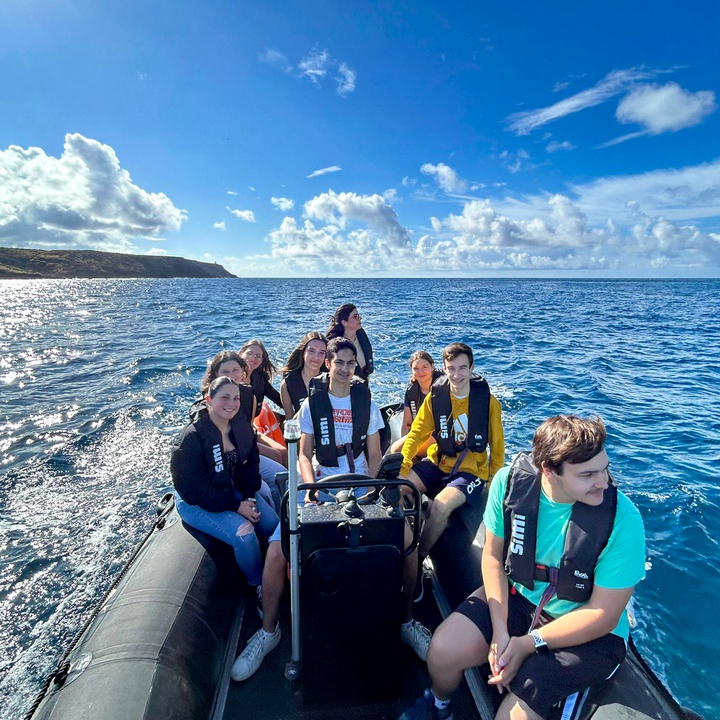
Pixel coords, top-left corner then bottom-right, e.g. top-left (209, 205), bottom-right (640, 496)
top-left (281, 332), bottom-right (328, 375)
top-left (201, 350), bottom-right (248, 394)
top-left (326, 303), bottom-right (357, 339)
top-left (239, 339), bottom-right (277, 382)
top-left (408, 350), bottom-right (435, 383)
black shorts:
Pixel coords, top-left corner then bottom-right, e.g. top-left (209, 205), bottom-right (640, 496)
top-left (455, 589), bottom-right (626, 717)
top-left (411, 459), bottom-right (486, 506)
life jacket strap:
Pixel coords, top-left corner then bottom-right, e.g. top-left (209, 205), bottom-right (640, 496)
top-left (343, 443), bottom-right (356, 473)
top-left (529, 566), bottom-right (558, 631)
top-left (534, 564), bottom-right (550, 583)
top-left (445, 447), bottom-right (469, 478)
top-left (335, 443), bottom-right (362, 464)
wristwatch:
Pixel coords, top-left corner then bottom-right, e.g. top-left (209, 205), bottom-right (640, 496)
top-left (530, 629), bottom-right (550, 654)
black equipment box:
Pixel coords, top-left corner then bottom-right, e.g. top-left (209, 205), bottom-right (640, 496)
top-left (299, 501), bottom-right (406, 705)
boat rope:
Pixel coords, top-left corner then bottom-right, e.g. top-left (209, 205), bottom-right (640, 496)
top-left (22, 493), bottom-right (176, 720)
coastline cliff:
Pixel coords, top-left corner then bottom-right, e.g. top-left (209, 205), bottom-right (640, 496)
top-left (0, 247), bottom-right (237, 279)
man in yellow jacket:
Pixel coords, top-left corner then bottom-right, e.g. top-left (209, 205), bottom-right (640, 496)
top-left (401, 342), bottom-right (505, 556)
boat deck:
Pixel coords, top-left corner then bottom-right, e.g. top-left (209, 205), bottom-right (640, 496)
top-left (221, 571), bottom-right (483, 720)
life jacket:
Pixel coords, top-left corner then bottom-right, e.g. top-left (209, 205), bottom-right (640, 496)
top-left (308, 373), bottom-right (371, 467)
top-left (356, 328), bottom-right (374, 376)
top-left (502, 452), bottom-right (617, 603)
top-left (431, 375), bottom-right (490, 456)
top-left (254, 402), bottom-right (286, 446)
top-left (284, 368), bottom-right (310, 416)
top-left (405, 369), bottom-right (444, 419)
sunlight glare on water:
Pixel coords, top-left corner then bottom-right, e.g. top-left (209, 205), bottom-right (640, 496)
top-left (0, 277), bottom-right (718, 719)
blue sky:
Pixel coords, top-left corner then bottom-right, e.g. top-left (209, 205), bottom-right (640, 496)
top-left (1, 0), bottom-right (719, 277)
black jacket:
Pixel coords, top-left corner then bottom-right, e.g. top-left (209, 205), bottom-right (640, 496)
top-left (250, 372), bottom-right (282, 415)
top-left (171, 407), bottom-right (261, 512)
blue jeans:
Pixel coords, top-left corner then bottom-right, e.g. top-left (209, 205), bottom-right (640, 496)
top-left (176, 492), bottom-right (278, 586)
top-left (259, 455), bottom-right (284, 512)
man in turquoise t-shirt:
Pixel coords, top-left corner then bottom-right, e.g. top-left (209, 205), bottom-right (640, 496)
top-left (399, 415), bottom-right (645, 720)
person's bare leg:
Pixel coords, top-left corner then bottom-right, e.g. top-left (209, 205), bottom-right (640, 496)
top-left (419, 486), bottom-right (466, 556)
top-left (495, 694), bottom-right (543, 720)
top-left (427, 609), bottom-right (489, 698)
top-left (403, 521), bottom-right (418, 622)
top-left (260, 540), bottom-right (286, 632)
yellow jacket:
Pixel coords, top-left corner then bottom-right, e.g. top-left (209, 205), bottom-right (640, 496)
top-left (400, 390), bottom-right (504, 482)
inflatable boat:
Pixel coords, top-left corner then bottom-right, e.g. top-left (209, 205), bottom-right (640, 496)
top-left (26, 416), bottom-right (702, 720)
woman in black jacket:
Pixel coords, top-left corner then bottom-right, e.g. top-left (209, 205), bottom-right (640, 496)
top-left (326, 303), bottom-right (373, 379)
top-left (239, 339), bottom-right (282, 412)
top-left (279, 331), bottom-right (328, 418)
top-left (171, 377), bottom-right (278, 589)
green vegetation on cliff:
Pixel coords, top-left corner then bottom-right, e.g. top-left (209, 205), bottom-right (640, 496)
top-left (0, 247), bottom-right (236, 279)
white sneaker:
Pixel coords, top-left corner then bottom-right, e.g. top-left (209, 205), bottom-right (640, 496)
top-left (230, 626), bottom-right (281, 681)
top-left (401, 620), bottom-right (432, 661)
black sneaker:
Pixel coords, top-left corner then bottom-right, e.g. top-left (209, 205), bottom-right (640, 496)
top-left (398, 689), bottom-right (453, 720)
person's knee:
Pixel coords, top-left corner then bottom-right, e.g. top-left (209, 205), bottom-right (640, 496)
top-left (406, 469), bottom-right (427, 494)
top-left (265, 541), bottom-right (286, 575)
top-left (496, 693), bottom-right (542, 720)
top-left (428, 497), bottom-right (455, 524)
top-left (235, 521), bottom-right (255, 538)
top-left (426, 630), bottom-right (458, 670)
top-left (427, 615), bottom-right (482, 670)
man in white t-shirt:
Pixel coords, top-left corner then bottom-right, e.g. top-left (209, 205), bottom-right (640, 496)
top-left (297, 339), bottom-right (384, 491)
top-left (297, 337), bottom-right (432, 661)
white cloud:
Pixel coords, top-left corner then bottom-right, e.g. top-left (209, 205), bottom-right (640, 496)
top-left (261, 46), bottom-right (356, 95)
top-left (214, 221), bottom-right (226, 230)
top-left (298, 48), bottom-right (330, 86)
top-left (258, 49), bottom-right (292, 72)
top-left (615, 82), bottom-right (716, 134)
top-left (570, 158), bottom-right (720, 224)
top-left (415, 194), bottom-right (719, 271)
top-left (402, 176), bottom-right (417, 187)
top-left (304, 191), bottom-right (411, 247)
top-left (546, 140), bottom-right (576, 153)
top-left (227, 190), bottom-right (238, 196)
top-left (227, 207), bottom-right (256, 223)
top-left (263, 191), bottom-right (414, 274)
top-left (336, 63), bottom-right (356, 97)
top-left (499, 149), bottom-right (537, 174)
top-left (506, 67), bottom-right (656, 135)
top-left (271, 196), bottom-right (295, 212)
top-left (146, 247), bottom-right (167, 255)
top-left (383, 188), bottom-right (398, 203)
top-left (552, 81), bottom-right (569, 93)
top-left (255, 165), bottom-right (720, 275)
top-left (420, 162), bottom-right (468, 193)
top-left (0, 133), bottom-right (186, 252)
top-left (307, 165), bottom-right (342, 179)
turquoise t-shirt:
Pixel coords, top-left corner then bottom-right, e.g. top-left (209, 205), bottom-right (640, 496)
top-left (484, 464), bottom-right (646, 639)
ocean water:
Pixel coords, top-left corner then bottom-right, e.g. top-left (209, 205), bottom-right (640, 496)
top-left (0, 277), bottom-right (718, 719)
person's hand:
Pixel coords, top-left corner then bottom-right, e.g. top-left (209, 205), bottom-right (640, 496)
top-left (488, 634), bottom-right (534, 693)
top-left (238, 498), bottom-right (260, 523)
top-left (488, 628), bottom-right (510, 679)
